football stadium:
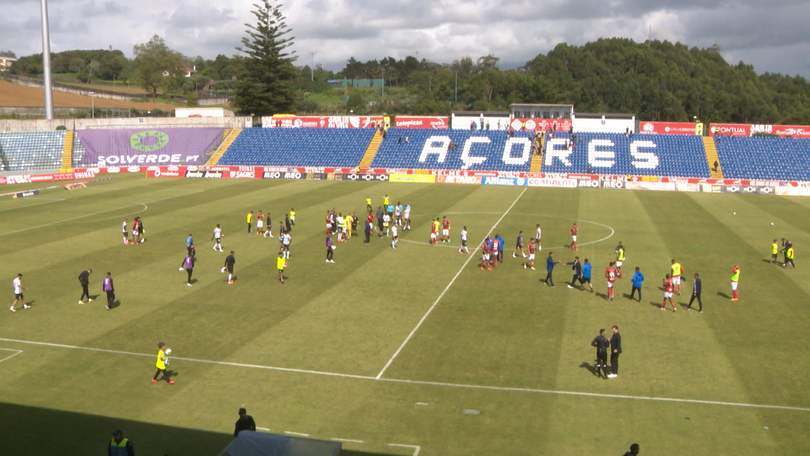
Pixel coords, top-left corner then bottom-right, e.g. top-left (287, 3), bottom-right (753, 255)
top-left (2, 2), bottom-right (810, 455)
top-left (2, 109), bottom-right (810, 455)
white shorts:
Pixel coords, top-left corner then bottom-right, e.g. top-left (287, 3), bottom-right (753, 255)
top-left (664, 292), bottom-right (673, 299)
top-left (616, 261), bottom-right (623, 268)
top-left (607, 282), bottom-right (614, 289)
top-left (482, 253), bottom-right (490, 261)
top-left (442, 229), bottom-right (449, 236)
top-left (672, 276), bottom-right (681, 285)
top-left (257, 221), bottom-right (263, 228)
top-left (528, 254), bottom-right (535, 260)
top-left (572, 235), bottom-right (577, 242)
top-left (430, 233), bottom-right (437, 239)
top-left (731, 281), bottom-right (738, 291)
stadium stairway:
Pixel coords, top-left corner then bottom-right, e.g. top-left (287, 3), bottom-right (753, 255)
top-left (206, 128), bottom-right (241, 166)
top-left (703, 136), bottom-right (724, 179)
top-left (60, 130), bottom-right (74, 172)
top-left (358, 130), bottom-right (383, 168)
top-left (530, 132), bottom-right (545, 173)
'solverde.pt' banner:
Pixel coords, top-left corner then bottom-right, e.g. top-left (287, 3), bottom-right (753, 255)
top-left (77, 128), bottom-right (225, 167)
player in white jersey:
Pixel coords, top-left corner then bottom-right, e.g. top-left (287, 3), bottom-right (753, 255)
top-left (10, 273), bottom-right (30, 312)
top-left (122, 219), bottom-right (129, 245)
top-left (458, 226), bottom-right (470, 254)
top-left (282, 232), bottom-right (291, 259)
top-left (535, 224), bottom-right (542, 243)
top-left (391, 224), bottom-right (399, 249)
top-left (336, 214), bottom-right (344, 241)
top-left (395, 203), bottom-right (403, 226)
top-left (403, 204), bottom-right (411, 230)
top-left (383, 213), bottom-right (391, 237)
top-left (211, 224), bottom-right (224, 251)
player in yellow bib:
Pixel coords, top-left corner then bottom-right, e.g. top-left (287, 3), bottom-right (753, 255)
top-left (277, 252), bottom-right (285, 284)
top-left (246, 211), bottom-right (253, 233)
top-left (366, 197), bottom-right (372, 211)
top-left (770, 240), bottom-right (779, 263)
top-left (730, 265), bottom-right (740, 301)
top-left (614, 242), bottom-right (625, 278)
top-left (670, 259), bottom-right (684, 295)
top-left (152, 342), bottom-right (173, 384)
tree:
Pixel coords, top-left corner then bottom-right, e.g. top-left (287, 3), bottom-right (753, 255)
top-left (233, 0), bottom-right (297, 115)
top-left (132, 35), bottom-right (184, 98)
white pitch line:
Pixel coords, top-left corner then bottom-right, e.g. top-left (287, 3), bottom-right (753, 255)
top-left (375, 188), bottom-right (528, 379)
top-left (255, 427), bottom-right (271, 432)
top-left (284, 431), bottom-right (310, 437)
top-left (389, 443), bottom-right (421, 456)
top-left (0, 198), bottom-right (65, 213)
top-left (331, 438), bottom-right (365, 443)
top-left (0, 190), bottom-right (204, 236)
top-left (0, 337), bottom-right (375, 380)
top-left (1, 337), bottom-right (809, 413)
top-left (0, 348), bottom-right (23, 364)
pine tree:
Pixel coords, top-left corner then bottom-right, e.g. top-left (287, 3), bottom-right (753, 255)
top-left (233, 0), bottom-right (297, 116)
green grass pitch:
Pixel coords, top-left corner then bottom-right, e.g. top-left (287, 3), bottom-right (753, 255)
top-left (1, 174), bottom-right (809, 455)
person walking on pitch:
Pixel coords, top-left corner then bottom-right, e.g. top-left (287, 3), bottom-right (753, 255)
top-left (10, 273), bottom-right (30, 312)
top-left (78, 269), bottom-right (92, 304)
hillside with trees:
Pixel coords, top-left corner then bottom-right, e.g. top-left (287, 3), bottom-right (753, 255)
top-left (9, 38), bottom-right (810, 123)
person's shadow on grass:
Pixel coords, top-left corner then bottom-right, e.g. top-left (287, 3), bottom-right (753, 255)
top-left (579, 362), bottom-right (600, 377)
top-left (109, 300), bottom-right (121, 310)
top-left (648, 301), bottom-right (663, 309)
top-left (595, 292), bottom-right (607, 300)
top-left (716, 291), bottom-right (731, 299)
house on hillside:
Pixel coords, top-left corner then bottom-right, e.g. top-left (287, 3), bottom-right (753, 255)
top-left (0, 56), bottom-right (16, 72)
top-left (161, 66), bottom-right (198, 78)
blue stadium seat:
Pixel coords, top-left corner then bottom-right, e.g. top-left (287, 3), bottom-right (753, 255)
top-left (0, 131), bottom-right (65, 171)
top-left (715, 136), bottom-right (810, 181)
top-left (218, 128), bottom-right (377, 167)
top-left (371, 128), bottom-right (535, 171)
top-left (541, 132), bottom-right (710, 178)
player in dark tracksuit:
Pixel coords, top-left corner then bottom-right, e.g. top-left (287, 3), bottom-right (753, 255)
top-left (78, 269), bottom-right (92, 304)
top-left (687, 273), bottom-right (703, 313)
top-left (591, 329), bottom-right (611, 379)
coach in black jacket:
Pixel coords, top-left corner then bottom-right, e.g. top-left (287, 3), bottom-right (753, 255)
top-left (609, 326), bottom-right (622, 378)
top-left (566, 256), bottom-right (583, 290)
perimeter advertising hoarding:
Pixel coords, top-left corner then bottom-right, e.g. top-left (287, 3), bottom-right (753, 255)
top-left (77, 128), bottom-right (224, 167)
top-left (511, 118), bottom-right (573, 132)
top-left (390, 174), bottom-right (436, 183)
top-left (262, 116), bottom-right (386, 128)
top-left (638, 122), bottom-right (699, 135)
top-left (709, 123), bottom-right (810, 138)
top-left (394, 116), bottom-right (449, 129)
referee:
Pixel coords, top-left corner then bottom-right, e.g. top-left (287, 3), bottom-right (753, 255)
top-left (78, 269), bottom-right (92, 304)
top-left (591, 329), bottom-right (610, 379)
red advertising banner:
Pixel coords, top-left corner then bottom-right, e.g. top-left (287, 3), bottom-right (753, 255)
top-left (261, 116), bottom-right (385, 128)
top-left (437, 175), bottom-right (482, 184)
top-left (510, 118), bottom-right (573, 132)
top-left (0, 170), bottom-right (98, 185)
top-left (638, 121), bottom-right (698, 135)
top-left (394, 116), bottom-right (449, 129)
top-left (710, 123), bottom-right (810, 137)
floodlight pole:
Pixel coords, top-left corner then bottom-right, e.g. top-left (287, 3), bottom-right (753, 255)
top-left (40, 0), bottom-right (54, 120)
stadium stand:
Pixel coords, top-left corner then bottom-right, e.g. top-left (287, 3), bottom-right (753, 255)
top-left (371, 128), bottom-right (536, 171)
top-left (217, 128), bottom-right (376, 167)
top-left (541, 132), bottom-right (711, 178)
top-left (0, 131), bottom-right (65, 171)
top-left (72, 133), bottom-right (87, 168)
top-left (715, 136), bottom-right (810, 181)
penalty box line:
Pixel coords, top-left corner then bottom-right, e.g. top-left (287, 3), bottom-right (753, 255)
top-left (1, 337), bottom-right (809, 414)
top-left (375, 188), bottom-right (528, 379)
top-left (0, 348), bottom-right (24, 364)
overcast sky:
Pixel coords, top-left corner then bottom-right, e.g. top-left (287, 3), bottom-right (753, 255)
top-left (2, 0), bottom-right (809, 78)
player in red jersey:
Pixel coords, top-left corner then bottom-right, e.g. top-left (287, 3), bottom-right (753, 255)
top-left (430, 219), bottom-right (438, 245)
top-left (523, 238), bottom-right (537, 270)
top-left (604, 261), bottom-right (617, 301)
top-left (661, 273), bottom-right (676, 311)
top-left (441, 216), bottom-right (451, 243)
top-left (569, 223), bottom-right (578, 251)
top-left (490, 235), bottom-right (500, 268)
top-left (479, 238), bottom-right (492, 271)
top-left (325, 210), bottom-right (333, 235)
